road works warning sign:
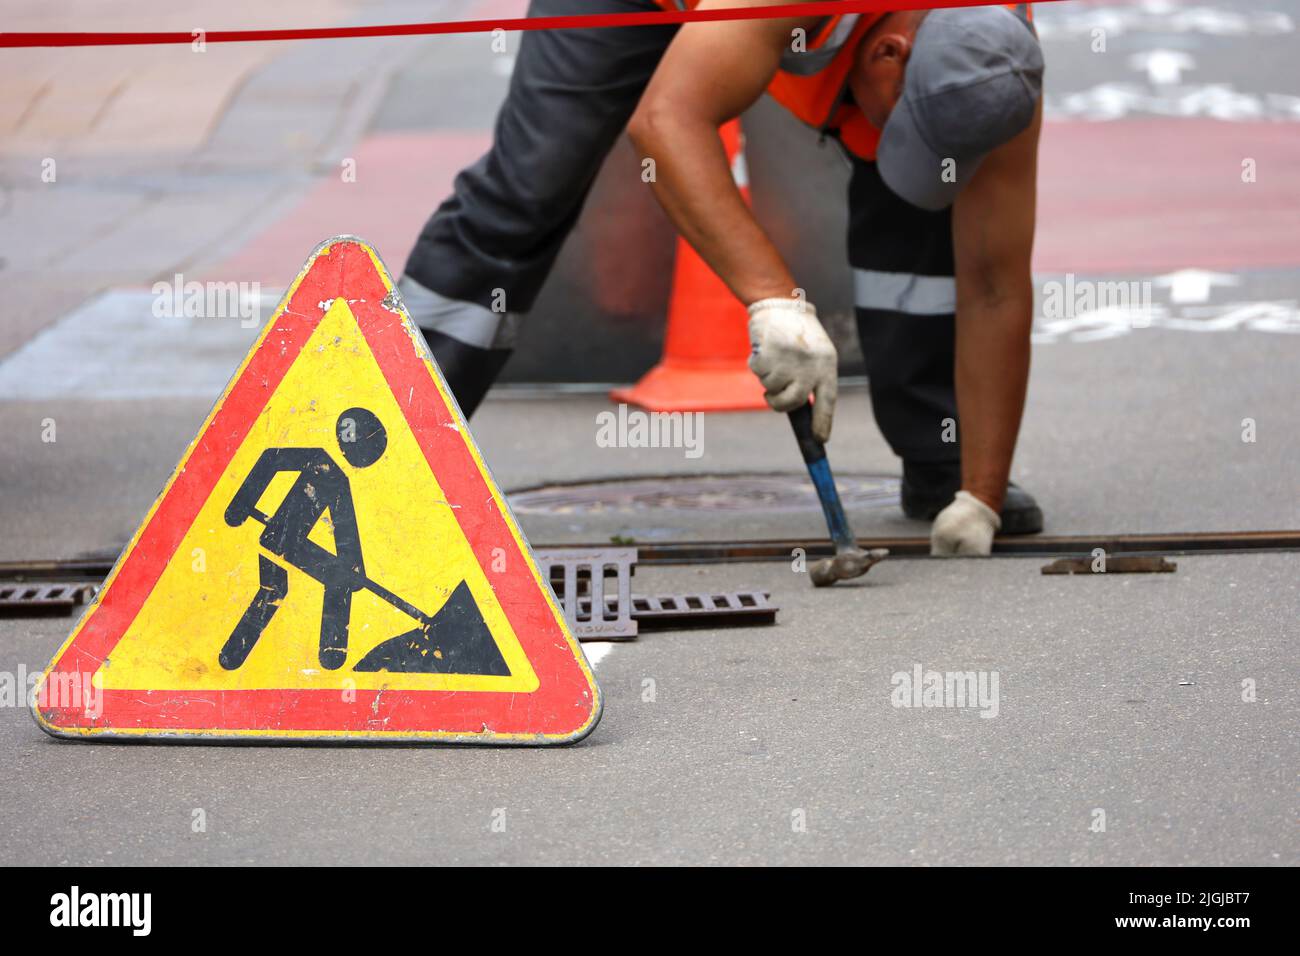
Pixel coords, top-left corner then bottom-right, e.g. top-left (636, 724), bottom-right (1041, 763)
top-left (31, 237), bottom-right (601, 744)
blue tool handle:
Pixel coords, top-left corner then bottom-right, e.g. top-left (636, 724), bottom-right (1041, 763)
top-left (788, 405), bottom-right (856, 552)
top-left (788, 402), bottom-right (825, 465)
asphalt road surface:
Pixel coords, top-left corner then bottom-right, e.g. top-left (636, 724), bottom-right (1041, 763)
top-left (1, 554), bottom-right (1294, 865)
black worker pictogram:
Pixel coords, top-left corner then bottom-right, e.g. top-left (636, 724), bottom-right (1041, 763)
top-left (219, 407), bottom-right (508, 675)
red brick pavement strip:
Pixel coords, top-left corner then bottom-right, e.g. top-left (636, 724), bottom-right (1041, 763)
top-left (208, 117), bottom-right (1300, 287)
top-left (1036, 119), bottom-right (1300, 274)
top-left (203, 130), bottom-right (491, 285)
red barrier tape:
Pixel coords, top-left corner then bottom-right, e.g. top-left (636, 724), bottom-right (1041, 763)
top-left (0, 0), bottom-right (1062, 48)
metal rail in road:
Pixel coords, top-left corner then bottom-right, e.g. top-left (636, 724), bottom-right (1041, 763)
top-left (1, 530), bottom-right (1297, 583)
top-left (627, 531), bottom-right (1300, 564)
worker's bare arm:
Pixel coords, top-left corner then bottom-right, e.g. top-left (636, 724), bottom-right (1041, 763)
top-left (628, 0), bottom-right (823, 304)
top-left (951, 99), bottom-right (1042, 514)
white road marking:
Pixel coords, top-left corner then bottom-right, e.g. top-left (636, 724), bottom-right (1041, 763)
top-left (1033, 299), bottom-right (1300, 344)
top-left (1034, 3), bottom-right (1294, 40)
top-left (1046, 83), bottom-right (1300, 121)
top-left (583, 642), bottom-right (616, 669)
top-left (1153, 269), bottom-right (1240, 305)
top-left (1128, 49), bottom-right (1196, 86)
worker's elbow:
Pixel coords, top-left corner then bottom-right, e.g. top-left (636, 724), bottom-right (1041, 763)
top-left (960, 269), bottom-right (1034, 330)
top-left (628, 98), bottom-right (676, 157)
top-left (626, 106), bottom-right (654, 155)
top-left (964, 261), bottom-right (1031, 312)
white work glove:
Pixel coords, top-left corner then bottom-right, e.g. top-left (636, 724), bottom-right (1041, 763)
top-left (930, 491), bottom-right (1001, 556)
top-left (747, 298), bottom-right (838, 443)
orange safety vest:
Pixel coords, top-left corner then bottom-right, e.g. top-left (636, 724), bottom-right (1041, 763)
top-left (654, 2), bottom-right (1032, 160)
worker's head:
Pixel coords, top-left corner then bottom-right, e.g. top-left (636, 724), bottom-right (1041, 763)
top-left (336, 407), bottom-right (387, 468)
top-left (849, 6), bottom-right (1044, 210)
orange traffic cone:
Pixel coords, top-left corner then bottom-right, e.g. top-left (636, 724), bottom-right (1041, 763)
top-left (610, 120), bottom-right (768, 412)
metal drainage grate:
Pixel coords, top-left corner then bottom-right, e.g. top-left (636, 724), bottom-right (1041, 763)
top-left (0, 583), bottom-right (96, 617)
top-left (535, 548), bottom-right (780, 640)
top-left (536, 547), bottom-right (638, 640)
top-left (578, 590), bottom-right (778, 633)
top-left (511, 473), bottom-right (900, 516)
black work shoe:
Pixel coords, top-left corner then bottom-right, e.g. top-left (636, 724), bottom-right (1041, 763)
top-left (997, 484), bottom-right (1045, 535)
top-left (900, 461), bottom-right (1044, 535)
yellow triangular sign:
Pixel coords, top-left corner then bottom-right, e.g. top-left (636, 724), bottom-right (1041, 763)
top-left (32, 237), bottom-right (601, 744)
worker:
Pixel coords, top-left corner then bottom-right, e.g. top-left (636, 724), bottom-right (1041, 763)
top-left (398, 0), bottom-right (1045, 555)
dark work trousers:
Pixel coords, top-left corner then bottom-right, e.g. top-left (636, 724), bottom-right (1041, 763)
top-left (848, 157), bottom-right (961, 467)
top-left (403, 0), bottom-right (677, 413)
top-left (407, 0), bottom-right (674, 310)
top-left (404, 0), bottom-right (963, 471)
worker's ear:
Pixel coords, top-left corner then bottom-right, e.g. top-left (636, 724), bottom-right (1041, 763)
top-left (868, 31), bottom-right (913, 66)
top-left (851, 30), bottom-right (916, 128)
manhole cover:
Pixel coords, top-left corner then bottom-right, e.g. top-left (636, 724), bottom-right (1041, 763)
top-left (509, 473), bottom-right (900, 515)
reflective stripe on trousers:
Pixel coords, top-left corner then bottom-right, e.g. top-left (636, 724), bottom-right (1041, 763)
top-left (854, 269), bottom-right (956, 315)
top-left (397, 276), bottom-right (521, 350)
